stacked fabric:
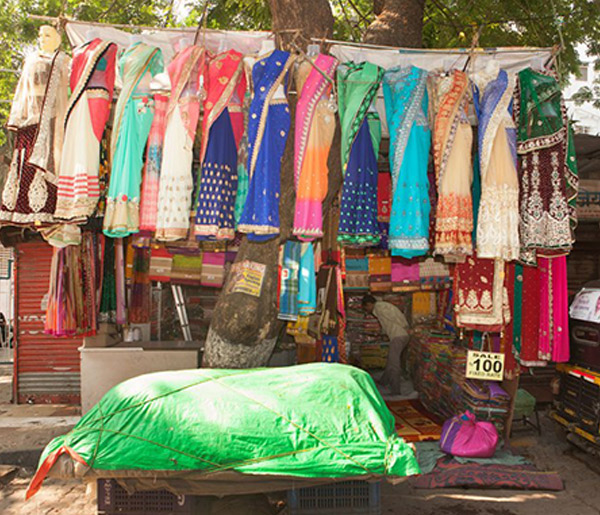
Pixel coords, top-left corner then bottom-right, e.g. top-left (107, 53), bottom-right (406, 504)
top-left (413, 332), bottom-right (509, 433)
top-left (459, 380), bottom-right (510, 434)
top-left (418, 258), bottom-right (451, 286)
top-left (344, 294), bottom-right (390, 368)
top-left (368, 253), bottom-right (392, 293)
top-left (344, 253), bottom-right (369, 291)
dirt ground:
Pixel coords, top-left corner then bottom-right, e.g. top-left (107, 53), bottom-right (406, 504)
top-left (1, 364), bottom-right (600, 514)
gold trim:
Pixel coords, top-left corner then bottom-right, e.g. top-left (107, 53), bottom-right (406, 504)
top-left (248, 53), bottom-right (295, 179)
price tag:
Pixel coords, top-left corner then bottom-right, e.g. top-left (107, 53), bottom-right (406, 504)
top-left (466, 350), bottom-right (504, 381)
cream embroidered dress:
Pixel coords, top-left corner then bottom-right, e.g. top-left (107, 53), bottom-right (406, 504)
top-left (472, 67), bottom-right (520, 261)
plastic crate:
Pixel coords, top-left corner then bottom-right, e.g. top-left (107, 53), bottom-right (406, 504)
top-left (287, 480), bottom-right (381, 515)
top-left (97, 479), bottom-right (197, 515)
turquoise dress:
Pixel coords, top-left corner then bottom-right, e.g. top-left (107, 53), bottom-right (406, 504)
top-left (383, 66), bottom-right (431, 258)
top-left (103, 43), bottom-right (163, 238)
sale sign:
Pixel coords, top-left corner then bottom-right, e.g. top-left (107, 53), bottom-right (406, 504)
top-left (466, 350), bottom-right (505, 381)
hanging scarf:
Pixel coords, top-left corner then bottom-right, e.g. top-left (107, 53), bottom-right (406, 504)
top-left (298, 242), bottom-right (317, 316)
top-left (515, 68), bottom-right (578, 264)
top-left (155, 46), bottom-right (206, 241)
top-left (238, 49), bottom-right (293, 240)
top-left (292, 54), bottom-right (338, 241)
top-left (194, 49), bottom-right (246, 241)
top-left (279, 240), bottom-right (301, 321)
top-left (138, 93), bottom-right (168, 234)
top-left (129, 247), bottom-right (151, 324)
top-left (383, 65), bottom-right (431, 258)
top-left (104, 43), bottom-right (163, 238)
top-left (234, 89), bottom-right (252, 226)
top-left (336, 61), bottom-right (383, 247)
top-left (473, 68), bottom-right (520, 261)
top-left (431, 70), bottom-right (473, 259)
top-left (45, 233), bottom-right (99, 336)
top-left (55, 38), bottom-right (117, 220)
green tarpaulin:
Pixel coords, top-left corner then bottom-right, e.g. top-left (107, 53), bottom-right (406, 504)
top-left (28, 363), bottom-right (419, 498)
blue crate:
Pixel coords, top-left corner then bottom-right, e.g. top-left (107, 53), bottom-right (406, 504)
top-left (287, 480), bottom-right (381, 515)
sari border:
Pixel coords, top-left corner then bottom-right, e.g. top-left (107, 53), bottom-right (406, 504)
top-left (247, 52), bottom-right (294, 180)
top-left (295, 55), bottom-right (338, 186)
top-left (200, 50), bottom-right (244, 165)
top-left (65, 40), bottom-right (114, 129)
top-left (111, 45), bottom-right (162, 160)
top-left (480, 71), bottom-right (515, 179)
top-left (386, 66), bottom-right (428, 187)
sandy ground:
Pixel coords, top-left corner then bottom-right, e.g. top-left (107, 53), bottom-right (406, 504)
top-left (1, 364), bottom-right (600, 514)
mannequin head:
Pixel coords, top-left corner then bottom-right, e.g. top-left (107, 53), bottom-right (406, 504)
top-left (38, 25), bottom-right (61, 54)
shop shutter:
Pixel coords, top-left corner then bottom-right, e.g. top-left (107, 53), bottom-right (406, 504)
top-left (14, 241), bottom-right (81, 404)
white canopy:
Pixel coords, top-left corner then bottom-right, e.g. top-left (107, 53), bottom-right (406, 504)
top-left (65, 20), bottom-right (274, 64)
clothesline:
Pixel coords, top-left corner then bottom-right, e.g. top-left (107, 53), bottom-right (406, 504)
top-left (314, 37), bottom-right (556, 56)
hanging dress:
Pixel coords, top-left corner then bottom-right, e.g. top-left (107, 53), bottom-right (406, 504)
top-left (430, 70), bottom-right (473, 259)
top-left (155, 46), bottom-right (206, 241)
top-left (383, 66), bottom-right (431, 258)
top-left (194, 49), bottom-right (246, 241)
top-left (336, 61), bottom-right (383, 247)
top-left (0, 49), bottom-right (70, 226)
top-left (238, 49), bottom-right (294, 241)
top-left (472, 68), bottom-right (520, 261)
top-left (454, 254), bottom-right (510, 332)
top-left (103, 43), bottom-right (163, 238)
top-left (234, 87), bottom-right (252, 227)
top-left (55, 38), bottom-right (117, 221)
top-left (515, 68), bottom-right (578, 264)
top-left (292, 54), bottom-right (338, 241)
top-left (138, 93), bottom-right (168, 235)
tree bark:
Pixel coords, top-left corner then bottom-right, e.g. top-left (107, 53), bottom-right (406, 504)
top-left (363, 0), bottom-right (425, 47)
top-left (203, 0), bottom-right (336, 369)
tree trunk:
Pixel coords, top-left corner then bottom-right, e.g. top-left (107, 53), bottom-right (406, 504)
top-left (202, 0), bottom-right (335, 369)
top-left (363, 0), bottom-right (425, 47)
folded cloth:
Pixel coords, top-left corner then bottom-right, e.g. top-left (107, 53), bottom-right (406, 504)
top-left (345, 257), bottom-right (369, 272)
top-left (419, 257), bottom-right (450, 278)
top-left (345, 270), bottom-right (369, 290)
top-left (201, 252), bottom-right (226, 288)
top-left (392, 261), bottom-right (420, 283)
top-left (149, 247), bottom-right (173, 282)
top-left (369, 255), bottom-right (392, 276)
top-left (171, 255), bottom-right (203, 285)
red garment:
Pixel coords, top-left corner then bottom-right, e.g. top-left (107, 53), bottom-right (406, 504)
top-left (519, 264), bottom-right (544, 365)
top-left (377, 172), bottom-right (392, 222)
top-left (0, 125), bottom-right (57, 224)
top-left (454, 254), bottom-right (508, 332)
top-left (502, 263), bottom-right (518, 378)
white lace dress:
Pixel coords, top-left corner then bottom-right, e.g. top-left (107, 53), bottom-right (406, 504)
top-left (473, 69), bottom-right (520, 261)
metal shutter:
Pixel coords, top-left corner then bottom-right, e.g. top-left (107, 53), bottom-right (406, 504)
top-left (14, 241), bottom-right (81, 404)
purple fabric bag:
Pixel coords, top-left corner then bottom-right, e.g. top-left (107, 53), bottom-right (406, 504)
top-left (440, 411), bottom-right (498, 458)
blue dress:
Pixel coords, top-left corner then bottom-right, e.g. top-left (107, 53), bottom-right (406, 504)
top-left (337, 119), bottom-right (381, 246)
top-left (238, 50), bottom-right (292, 242)
top-left (383, 66), bottom-right (431, 258)
top-left (194, 109), bottom-right (238, 240)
